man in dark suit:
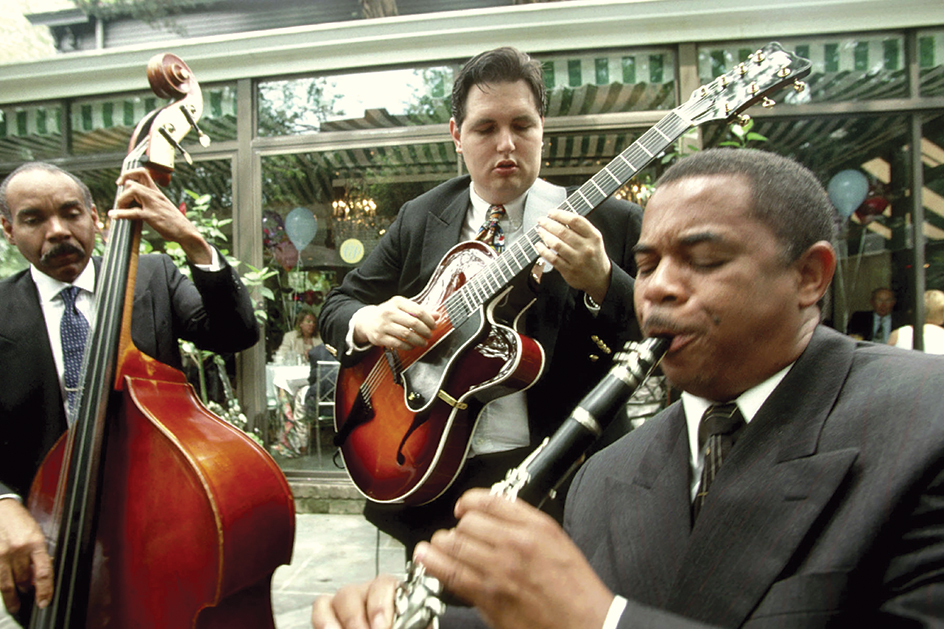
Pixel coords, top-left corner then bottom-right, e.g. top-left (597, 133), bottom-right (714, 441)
top-left (845, 286), bottom-right (903, 343)
top-left (318, 47), bottom-right (642, 554)
top-left (0, 162), bottom-right (259, 618)
top-left (311, 149), bottom-right (944, 628)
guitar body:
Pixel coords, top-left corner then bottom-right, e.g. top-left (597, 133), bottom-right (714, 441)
top-left (335, 241), bottom-right (545, 505)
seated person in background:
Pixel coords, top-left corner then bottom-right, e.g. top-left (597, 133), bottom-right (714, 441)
top-left (275, 309), bottom-right (322, 364)
top-left (888, 288), bottom-right (944, 354)
top-left (312, 148), bottom-right (944, 628)
top-left (845, 286), bottom-right (903, 342)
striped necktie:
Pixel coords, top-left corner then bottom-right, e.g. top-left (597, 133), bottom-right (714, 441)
top-left (693, 402), bottom-right (745, 520)
top-left (475, 204), bottom-right (506, 253)
top-left (60, 285), bottom-right (90, 419)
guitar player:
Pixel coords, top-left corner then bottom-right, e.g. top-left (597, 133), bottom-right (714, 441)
top-left (318, 46), bottom-right (644, 556)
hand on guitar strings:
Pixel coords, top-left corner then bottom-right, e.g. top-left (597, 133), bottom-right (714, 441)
top-left (413, 488), bottom-right (615, 629)
top-left (352, 295), bottom-right (441, 351)
top-left (534, 209), bottom-right (612, 306)
top-left (0, 499), bottom-right (53, 615)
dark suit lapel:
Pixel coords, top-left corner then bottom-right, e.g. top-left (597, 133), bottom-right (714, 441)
top-left (422, 187), bottom-right (470, 273)
top-left (666, 327), bottom-right (860, 625)
top-left (605, 408), bottom-right (692, 607)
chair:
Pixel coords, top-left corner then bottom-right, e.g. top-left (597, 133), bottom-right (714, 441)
top-left (296, 358), bottom-right (339, 467)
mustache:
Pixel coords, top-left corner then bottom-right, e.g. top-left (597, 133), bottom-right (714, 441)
top-left (641, 312), bottom-right (689, 338)
top-left (40, 242), bottom-right (85, 265)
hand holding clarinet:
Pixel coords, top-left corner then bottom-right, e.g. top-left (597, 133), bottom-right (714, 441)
top-left (311, 338), bottom-right (668, 629)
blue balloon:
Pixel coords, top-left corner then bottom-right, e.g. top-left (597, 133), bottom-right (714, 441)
top-left (284, 207), bottom-right (318, 252)
top-left (827, 169), bottom-right (869, 219)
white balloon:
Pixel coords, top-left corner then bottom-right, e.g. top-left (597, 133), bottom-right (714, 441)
top-left (827, 170), bottom-right (869, 219)
top-left (285, 207), bottom-right (318, 252)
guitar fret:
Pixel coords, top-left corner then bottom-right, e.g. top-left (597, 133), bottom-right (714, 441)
top-left (638, 143), bottom-right (654, 157)
top-left (603, 167), bottom-right (622, 186)
top-left (589, 178), bottom-right (607, 197)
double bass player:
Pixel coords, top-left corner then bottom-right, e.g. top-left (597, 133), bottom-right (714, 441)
top-left (0, 162), bottom-right (259, 621)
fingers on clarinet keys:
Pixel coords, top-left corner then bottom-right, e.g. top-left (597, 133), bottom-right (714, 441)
top-left (393, 562), bottom-right (444, 629)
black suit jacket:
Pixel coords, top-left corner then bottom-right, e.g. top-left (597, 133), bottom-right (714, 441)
top-left (319, 175), bottom-right (643, 445)
top-left (0, 253), bottom-right (259, 498)
top-left (845, 309), bottom-right (907, 341)
top-left (445, 326), bottom-right (944, 627)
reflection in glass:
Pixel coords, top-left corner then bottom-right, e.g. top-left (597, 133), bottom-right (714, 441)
top-left (699, 36), bottom-right (908, 104)
top-left (257, 48), bottom-right (677, 138)
top-left (69, 84), bottom-right (237, 156)
top-left (919, 28), bottom-right (944, 97)
top-left (258, 66), bottom-right (455, 137)
top-left (0, 103), bottom-right (64, 162)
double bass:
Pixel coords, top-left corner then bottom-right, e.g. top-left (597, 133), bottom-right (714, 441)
top-left (27, 54), bottom-right (295, 627)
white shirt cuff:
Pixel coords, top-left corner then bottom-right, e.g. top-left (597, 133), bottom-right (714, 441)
top-left (602, 595), bottom-right (627, 629)
top-left (584, 292), bottom-right (602, 316)
top-left (345, 307), bottom-right (374, 355)
top-left (192, 247), bottom-right (223, 272)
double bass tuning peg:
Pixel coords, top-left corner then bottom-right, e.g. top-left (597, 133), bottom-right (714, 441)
top-left (158, 124), bottom-right (194, 165)
top-left (180, 104), bottom-right (212, 148)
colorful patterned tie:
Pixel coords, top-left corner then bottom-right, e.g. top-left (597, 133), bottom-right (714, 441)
top-left (475, 204), bottom-right (506, 253)
top-left (60, 286), bottom-right (89, 420)
top-left (693, 402), bottom-right (745, 520)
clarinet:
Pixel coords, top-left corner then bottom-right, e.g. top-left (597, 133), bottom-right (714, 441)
top-left (392, 336), bottom-right (670, 629)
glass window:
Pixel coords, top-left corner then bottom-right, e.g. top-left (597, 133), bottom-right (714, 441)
top-left (0, 103), bottom-right (64, 162)
top-left (260, 141), bottom-right (457, 471)
top-left (539, 48), bottom-right (677, 114)
top-left (919, 28), bottom-right (944, 97)
top-left (69, 83), bottom-right (237, 156)
top-left (257, 65), bottom-right (456, 137)
top-left (699, 35), bottom-right (909, 105)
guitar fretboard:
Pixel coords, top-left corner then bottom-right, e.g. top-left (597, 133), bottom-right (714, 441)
top-left (444, 110), bottom-right (691, 327)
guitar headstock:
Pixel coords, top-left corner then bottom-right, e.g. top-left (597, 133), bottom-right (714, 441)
top-left (680, 42), bottom-right (812, 125)
top-left (126, 53), bottom-right (210, 186)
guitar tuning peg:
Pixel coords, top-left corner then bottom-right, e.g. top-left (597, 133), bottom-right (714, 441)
top-left (752, 51), bottom-right (766, 64)
top-left (761, 97), bottom-right (776, 108)
top-left (777, 66), bottom-right (791, 78)
top-left (737, 63), bottom-right (748, 76)
top-left (793, 80), bottom-right (807, 93)
top-left (158, 124), bottom-right (194, 165)
top-left (180, 104), bottom-right (211, 148)
top-left (738, 114), bottom-right (751, 126)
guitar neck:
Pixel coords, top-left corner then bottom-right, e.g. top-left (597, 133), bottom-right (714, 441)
top-left (446, 110), bottom-right (692, 327)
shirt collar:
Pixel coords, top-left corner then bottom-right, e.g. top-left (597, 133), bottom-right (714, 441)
top-left (469, 184), bottom-right (527, 231)
top-left (31, 261), bottom-right (96, 305)
top-left (682, 363), bottom-right (793, 464)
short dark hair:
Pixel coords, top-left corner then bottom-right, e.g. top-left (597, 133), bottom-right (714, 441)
top-left (451, 46), bottom-right (547, 128)
top-left (655, 148), bottom-right (837, 264)
top-left (0, 162), bottom-right (94, 222)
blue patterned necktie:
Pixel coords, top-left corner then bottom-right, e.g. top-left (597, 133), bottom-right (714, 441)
top-left (60, 286), bottom-right (90, 419)
top-left (693, 402), bottom-right (745, 520)
top-left (475, 204), bottom-right (506, 253)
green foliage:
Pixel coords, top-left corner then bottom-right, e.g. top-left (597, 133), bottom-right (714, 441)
top-left (717, 117), bottom-right (769, 149)
top-left (0, 237), bottom-right (28, 278)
